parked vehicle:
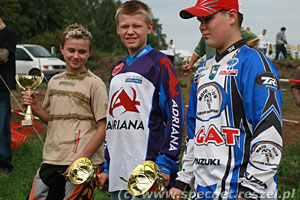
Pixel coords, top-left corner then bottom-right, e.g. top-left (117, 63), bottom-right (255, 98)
top-left (15, 44), bottom-right (66, 80)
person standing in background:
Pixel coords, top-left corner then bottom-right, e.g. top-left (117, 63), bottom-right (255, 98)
top-left (275, 27), bottom-right (288, 60)
top-left (166, 39), bottom-right (176, 65)
top-left (258, 29), bottom-right (268, 54)
top-left (182, 27), bottom-right (258, 71)
top-left (0, 7), bottom-right (17, 175)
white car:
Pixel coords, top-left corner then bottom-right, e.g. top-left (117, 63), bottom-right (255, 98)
top-left (15, 44), bottom-right (66, 80)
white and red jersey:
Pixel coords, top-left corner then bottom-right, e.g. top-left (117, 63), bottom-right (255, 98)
top-left (104, 45), bottom-right (184, 192)
top-left (176, 40), bottom-right (283, 199)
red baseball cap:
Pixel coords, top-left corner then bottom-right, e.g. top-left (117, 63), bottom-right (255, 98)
top-left (180, 0), bottom-right (243, 19)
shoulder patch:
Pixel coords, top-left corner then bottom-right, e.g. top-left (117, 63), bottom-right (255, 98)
top-left (255, 72), bottom-right (280, 91)
top-left (112, 63), bottom-right (124, 76)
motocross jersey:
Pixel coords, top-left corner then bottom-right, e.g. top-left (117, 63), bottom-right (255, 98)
top-left (104, 45), bottom-right (184, 192)
top-left (177, 40), bottom-right (283, 199)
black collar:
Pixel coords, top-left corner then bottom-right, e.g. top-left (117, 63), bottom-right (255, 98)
top-left (215, 39), bottom-right (247, 62)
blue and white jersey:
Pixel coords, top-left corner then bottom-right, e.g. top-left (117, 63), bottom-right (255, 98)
top-left (177, 40), bottom-right (283, 199)
top-left (105, 45), bottom-right (184, 192)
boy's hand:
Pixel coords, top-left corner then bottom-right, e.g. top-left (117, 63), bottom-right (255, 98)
top-left (182, 63), bottom-right (192, 71)
top-left (161, 172), bottom-right (170, 187)
top-left (169, 187), bottom-right (183, 200)
top-left (97, 173), bottom-right (109, 190)
top-left (21, 91), bottom-right (38, 109)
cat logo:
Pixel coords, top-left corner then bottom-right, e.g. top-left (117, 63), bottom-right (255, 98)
top-left (109, 87), bottom-right (140, 117)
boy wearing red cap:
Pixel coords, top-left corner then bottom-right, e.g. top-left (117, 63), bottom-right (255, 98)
top-left (170, 0), bottom-right (283, 199)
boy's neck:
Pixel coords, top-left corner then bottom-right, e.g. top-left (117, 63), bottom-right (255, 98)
top-left (217, 29), bottom-right (242, 54)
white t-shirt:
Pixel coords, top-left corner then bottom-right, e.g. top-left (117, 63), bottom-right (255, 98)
top-left (258, 34), bottom-right (268, 49)
top-left (166, 43), bottom-right (175, 56)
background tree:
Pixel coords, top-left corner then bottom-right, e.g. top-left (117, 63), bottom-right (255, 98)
top-left (1, 0), bottom-right (167, 59)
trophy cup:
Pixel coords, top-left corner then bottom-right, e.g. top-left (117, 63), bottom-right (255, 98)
top-left (15, 73), bottom-right (44, 126)
top-left (66, 157), bottom-right (98, 185)
top-left (120, 161), bottom-right (174, 199)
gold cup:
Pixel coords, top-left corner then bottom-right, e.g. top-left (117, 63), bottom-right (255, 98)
top-left (66, 157), bottom-right (97, 185)
top-left (120, 161), bottom-right (170, 197)
top-left (15, 73), bottom-right (44, 126)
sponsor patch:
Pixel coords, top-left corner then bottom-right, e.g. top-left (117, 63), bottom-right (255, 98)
top-left (209, 65), bottom-right (220, 80)
top-left (255, 72), bottom-right (280, 91)
top-left (194, 66), bottom-right (209, 83)
top-left (196, 82), bottom-right (227, 121)
top-left (125, 76), bottom-right (142, 84)
top-left (112, 63), bottom-right (124, 76)
top-left (219, 69), bottom-right (238, 76)
top-left (250, 141), bottom-right (282, 170)
top-left (226, 58), bottom-right (239, 68)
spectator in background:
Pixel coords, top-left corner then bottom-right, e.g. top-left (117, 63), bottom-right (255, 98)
top-left (291, 66), bottom-right (300, 106)
top-left (166, 39), bottom-right (176, 64)
top-left (275, 27), bottom-right (288, 60)
top-left (182, 27), bottom-right (258, 71)
top-left (258, 28), bottom-right (268, 54)
top-left (0, 7), bottom-right (17, 175)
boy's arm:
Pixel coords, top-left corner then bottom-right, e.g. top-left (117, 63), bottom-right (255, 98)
top-left (155, 57), bottom-right (184, 175)
top-left (238, 58), bottom-right (283, 198)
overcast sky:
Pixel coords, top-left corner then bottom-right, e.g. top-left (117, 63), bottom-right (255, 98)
top-left (121, 0), bottom-right (300, 53)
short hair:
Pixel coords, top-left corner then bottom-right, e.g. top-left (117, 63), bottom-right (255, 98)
top-left (60, 23), bottom-right (93, 50)
top-left (281, 27), bottom-right (286, 31)
top-left (115, 0), bottom-right (153, 25)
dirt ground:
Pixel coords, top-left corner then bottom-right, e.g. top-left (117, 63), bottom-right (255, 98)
top-left (9, 60), bottom-right (300, 148)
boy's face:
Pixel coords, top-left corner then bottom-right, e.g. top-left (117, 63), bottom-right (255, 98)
top-left (60, 38), bottom-right (91, 73)
top-left (117, 13), bottom-right (153, 56)
top-left (198, 10), bottom-right (236, 53)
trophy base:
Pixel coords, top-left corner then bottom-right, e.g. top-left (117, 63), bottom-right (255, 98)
top-left (21, 119), bottom-right (36, 126)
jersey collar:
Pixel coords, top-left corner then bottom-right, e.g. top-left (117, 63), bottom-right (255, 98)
top-left (126, 45), bottom-right (153, 66)
top-left (215, 39), bottom-right (247, 62)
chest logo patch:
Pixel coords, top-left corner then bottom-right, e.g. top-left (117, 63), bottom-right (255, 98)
top-left (109, 87), bottom-right (140, 117)
top-left (209, 65), bottom-right (220, 80)
top-left (196, 82), bottom-right (227, 121)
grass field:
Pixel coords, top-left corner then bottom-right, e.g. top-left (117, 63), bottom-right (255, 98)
top-left (0, 60), bottom-right (299, 199)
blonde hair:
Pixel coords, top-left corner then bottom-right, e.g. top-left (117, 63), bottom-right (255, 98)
top-left (61, 23), bottom-right (93, 50)
top-left (115, 0), bottom-right (152, 25)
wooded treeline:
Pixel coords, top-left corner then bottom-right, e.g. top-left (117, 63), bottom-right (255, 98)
top-left (1, 0), bottom-right (167, 55)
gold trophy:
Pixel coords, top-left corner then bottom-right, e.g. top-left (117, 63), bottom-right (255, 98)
top-left (66, 157), bottom-right (97, 185)
top-left (120, 161), bottom-right (174, 199)
top-left (15, 73), bottom-right (44, 126)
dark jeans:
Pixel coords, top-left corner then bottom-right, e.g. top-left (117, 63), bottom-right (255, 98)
top-left (0, 90), bottom-right (13, 171)
top-left (275, 44), bottom-right (287, 60)
top-left (167, 55), bottom-right (174, 65)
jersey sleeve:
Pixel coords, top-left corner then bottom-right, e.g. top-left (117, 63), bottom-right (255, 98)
top-left (238, 51), bottom-right (283, 197)
top-left (175, 79), bottom-right (198, 188)
top-left (155, 57), bottom-right (184, 175)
